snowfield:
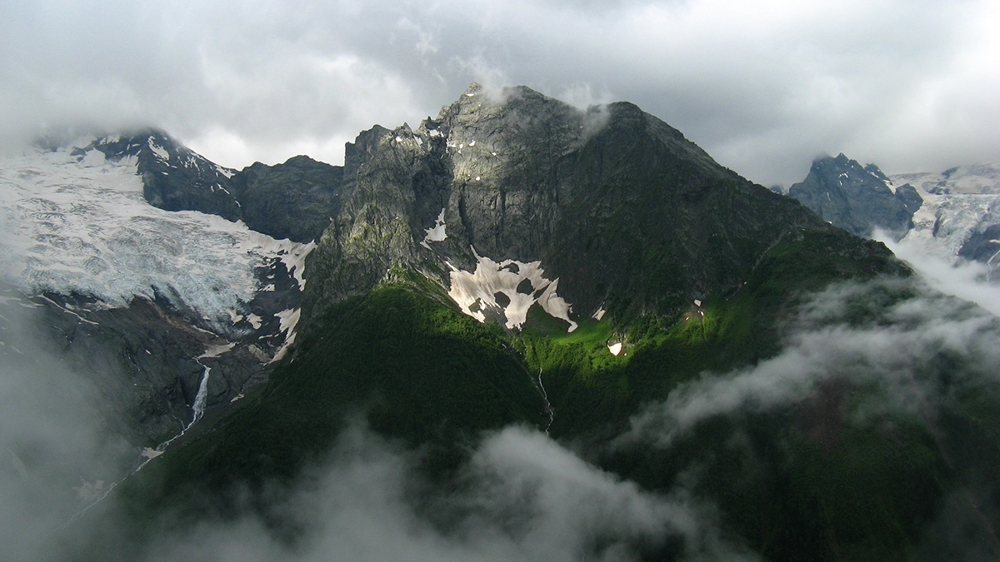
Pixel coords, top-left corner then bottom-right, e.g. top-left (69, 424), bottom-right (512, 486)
top-left (448, 250), bottom-right (577, 332)
top-left (0, 141), bottom-right (313, 334)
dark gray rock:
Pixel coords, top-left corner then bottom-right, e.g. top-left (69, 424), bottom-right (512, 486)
top-left (82, 131), bottom-right (345, 243)
top-left (81, 130), bottom-right (243, 222)
top-left (230, 155), bottom-right (344, 242)
top-left (788, 154), bottom-right (922, 238)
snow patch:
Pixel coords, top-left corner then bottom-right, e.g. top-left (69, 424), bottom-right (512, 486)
top-left (214, 164), bottom-right (235, 179)
top-left (270, 308), bottom-right (301, 363)
top-left (592, 307), bottom-right (606, 321)
top-left (199, 342), bottom-right (235, 359)
top-left (246, 313), bottom-right (263, 329)
top-left (421, 208), bottom-right (447, 248)
top-left (448, 249), bottom-right (577, 332)
top-left (608, 342), bottom-right (623, 356)
top-left (273, 240), bottom-right (315, 291)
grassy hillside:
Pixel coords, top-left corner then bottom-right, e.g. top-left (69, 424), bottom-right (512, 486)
top-left (112, 228), bottom-right (1000, 561)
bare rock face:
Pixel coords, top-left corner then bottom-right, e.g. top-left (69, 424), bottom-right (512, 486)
top-left (84, 130), bottom-right (244, 223)
top-left (229, 155), bottom-right (344, 243)
top-left (303, 84), bottom-right (888, 326)
top-left (86, 130), bottom-right (344, 244)
top-left (787, 153), bottom-right (922, 238)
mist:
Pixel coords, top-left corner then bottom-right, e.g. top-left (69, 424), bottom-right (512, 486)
top-left (0, 289), bottom-right (134, 561)
top-left (127, 423), bottom-right (756, 562)
top-left (622, 276), bottom-right (1000, 445)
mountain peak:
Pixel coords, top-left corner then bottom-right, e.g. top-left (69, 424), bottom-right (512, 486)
top-left (789, 153), bottom-right (921, 237)
top-left (302, 85), bottom-right (898, 330)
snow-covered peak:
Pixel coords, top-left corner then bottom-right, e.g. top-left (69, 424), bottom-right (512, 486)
top-left (0, 144), bottom-right (313, 335)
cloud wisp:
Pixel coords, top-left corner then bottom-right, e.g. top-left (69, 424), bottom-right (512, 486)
top-left (0, 291), bottom-right (134, 562)
top-left (619, 276), bottom-right (1000, 449)
top-left (138, 424), bottom-right (758, 562)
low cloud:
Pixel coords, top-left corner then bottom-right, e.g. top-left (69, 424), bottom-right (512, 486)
top-left (620, 277), bottom-right (1000, 448)
top-left (0, 292), bottom-right (134, 562)
top-left (140, 424), bottom-right (757, 562)
top-left (877, 230), bottom-right (1000, 318)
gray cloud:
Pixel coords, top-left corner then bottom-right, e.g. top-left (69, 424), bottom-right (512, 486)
top-left (3, 0), bottom-right (998, 184)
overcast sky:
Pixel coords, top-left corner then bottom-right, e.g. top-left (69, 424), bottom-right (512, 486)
top-left (2, 0), bottom-right (998, 186)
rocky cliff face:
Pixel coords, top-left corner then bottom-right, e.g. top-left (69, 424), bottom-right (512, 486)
top-left (86, 130), bottom-right (343, 244)
top-left (304, 84), bottom-right (887, 327)
top-left (787, 153), bottom-right (922, 238)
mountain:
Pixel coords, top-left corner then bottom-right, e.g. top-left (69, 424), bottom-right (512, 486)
top-left (787, 153), bottom-right (923, 238)
top-left (4, 85), bottom-right (1000, 562)
top-left (83, 130), bottom-right (344, 243)
top-left (0, 138), bottom-right (311, 447)
top-left (788, 154), bottom-right (1000, 278)
top-left (305, 85), bottom-right (898, 328)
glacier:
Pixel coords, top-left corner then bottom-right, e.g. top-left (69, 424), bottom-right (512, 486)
top-left (0, 140), bottom-right (314, 335)
top-left (891, 163), bottom-right (1000, 278)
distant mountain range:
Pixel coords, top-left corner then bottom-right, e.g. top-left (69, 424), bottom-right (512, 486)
top-left (2, 85), bottom-right (999, 561)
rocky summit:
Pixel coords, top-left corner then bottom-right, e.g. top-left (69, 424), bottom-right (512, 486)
top-left (789, 153), bottom-right (1000, 279)
top-left (305, 84), bottom-right (897, 328)
top-left (787, 153), bottom-right (923, 238)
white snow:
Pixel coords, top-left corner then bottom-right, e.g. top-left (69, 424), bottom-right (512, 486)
top-left (421, 208), bottom-right (448, 248)
top-left (270, 308), bottom-right (301, 363)
top-left (889, 163), bottom-right (1000, 280)
top-left (277, 240), bottom-right (316, 291)
top-left (140, 447), bottom-right (163, 459)
top-left (448, 249), bottom-right (577, 332)
top-left (148, 138), bottom-right (169, 161)
top-left (246, 313), bottom-right (263, 329)
top-left (214, 164), bottom-right (235, 179)
top-left (592, 307), bottom-right (606, 321)
top-left (693, 299), bottom-right (702, 307)
top-left (608, 342), bottom-right (623, 356)
top-left (0, 143), bottom-right (313, 334)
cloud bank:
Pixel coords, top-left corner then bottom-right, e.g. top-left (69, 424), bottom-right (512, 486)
top-left (3, 0), bottom-right (999, 185)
